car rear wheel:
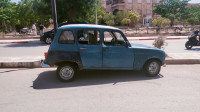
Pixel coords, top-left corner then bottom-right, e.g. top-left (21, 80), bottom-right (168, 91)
top-left (45, 37), bottom-right (52, 44)
top-left (143, 60), bottom-right (161, 77)
top-left (56, 64), bottom-right (76, 82)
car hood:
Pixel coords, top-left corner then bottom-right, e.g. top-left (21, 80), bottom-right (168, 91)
top-left (130, 43), bottom-right (159, 50)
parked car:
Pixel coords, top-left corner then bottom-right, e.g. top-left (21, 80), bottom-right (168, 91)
top-left (42, 24), bottom-right (166, 82)
top-left (40, 29), bottom-right (54, 44)
top-left (20, 27), bottom-right (29, 34)
top-left (40, 22), bottom-right (88, 44)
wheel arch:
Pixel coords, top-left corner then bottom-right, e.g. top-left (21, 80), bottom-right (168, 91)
top-left (143, 58), bottom-right (162, 69)
top-left (55, 61), bottom-right (82, 70)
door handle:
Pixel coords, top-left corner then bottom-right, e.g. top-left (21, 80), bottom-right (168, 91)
top-left (103, 47), bottom-right (109, 51)
top-left (80, 47), bottom-right (87, 50)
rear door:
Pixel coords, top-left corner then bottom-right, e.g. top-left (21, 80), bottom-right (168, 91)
top-left (77, 29), bottom-right (102, 68)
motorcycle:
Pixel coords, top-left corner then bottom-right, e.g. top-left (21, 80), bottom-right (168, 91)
top-left (185, 30), bottom-right (200, 49)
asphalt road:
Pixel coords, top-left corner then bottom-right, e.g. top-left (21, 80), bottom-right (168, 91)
top-left (0, 65), bottom-right (200, 112)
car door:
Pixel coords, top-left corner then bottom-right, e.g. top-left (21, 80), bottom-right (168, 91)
top-left (103, 30), bottom-right (134, 68)
top-left (77, 29), bottom-right (102, 68)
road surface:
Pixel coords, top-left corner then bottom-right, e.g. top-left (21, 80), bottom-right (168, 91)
top-left (0, 65), bottom-right (200, 112)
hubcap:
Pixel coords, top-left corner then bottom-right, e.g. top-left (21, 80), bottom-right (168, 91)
top-left (148, 62), bottom-right (159, 75)
top-left (60, 66), bottom-right (74, 80)
top-left (46, 38), bottom-right (52, 44)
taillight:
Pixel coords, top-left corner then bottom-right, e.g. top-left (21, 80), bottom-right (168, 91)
top-left (44, 52), bottom-right (48, 59)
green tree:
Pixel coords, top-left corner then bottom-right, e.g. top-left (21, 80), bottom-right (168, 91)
top-left (0, 0), bottom-right (19, 32)
top-left (152, 17), bottom-right (171, 33)
top-left (42, 0), bottom-right (102, 23)
top-left (115, 11), bottom-right (127, 25)
top-left (153, 0), bottom-right (189, 26)
top-left (121, 18), bottom-right (131, 26)
top-left (103, 12), bottom-right (115, 25)
top-left (127, 11), bottom-right (140, 26)
top-left (185, 6), bottom-right (200, 25)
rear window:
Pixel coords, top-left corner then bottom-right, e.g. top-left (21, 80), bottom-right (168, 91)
top-left (59, 31), bottom-right (75, 44)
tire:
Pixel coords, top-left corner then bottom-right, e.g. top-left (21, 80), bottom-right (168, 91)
top-left (56, 64), bottom-right (76, 82)
top-left (143, 60), bottom-right (161, 77)
top-left (45, 37), bottom-right (52, 44)
top-left (185, 41), bottom-right (192, 49)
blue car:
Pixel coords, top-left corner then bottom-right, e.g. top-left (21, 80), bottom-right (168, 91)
top-left (43, 24), bottom-right (166, 82)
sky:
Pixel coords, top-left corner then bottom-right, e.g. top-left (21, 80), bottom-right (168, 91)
top-left (11, 0), bottom-right (200, 3)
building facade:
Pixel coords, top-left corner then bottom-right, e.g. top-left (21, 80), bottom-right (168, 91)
top-left (106, 0), bottom-right (161, 26)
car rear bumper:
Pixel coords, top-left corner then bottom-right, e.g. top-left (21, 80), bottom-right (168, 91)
top-left (41, 60), bottom-right (50, 67)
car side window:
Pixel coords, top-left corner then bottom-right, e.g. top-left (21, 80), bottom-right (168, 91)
top-left (77, 30), bottom-right (100, 45)
top-left (59, 30), bottom-right (75, 44)
top-left (104, 31), bottom-right (126, 46)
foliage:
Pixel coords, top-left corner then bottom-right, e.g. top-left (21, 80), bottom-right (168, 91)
top-left (121, 18), bottom-right (131, 26)
top-left (85, 6), bottom-right (105, 24)
top-left (0, 0), bottom-right (19, 32)
top-left (103, 12), bottom-right (115, 25)
top-left (152, 17), bottom-right (170, 33)
top-left (114, 10), bottom-right (140, 26)
top-left (42, 0), bottom-right (102, 23)
top-left (128, 11), bottom-right (140, 24)
top-left (115, 11), bottom-right (128, 25)
top-left (152, 17), bottom-right (171, 27)
top-left (153, 0), bottom-right (189, 26)
top-left (185, 6), bottom-right (200, 25)
top-left (153, 36), bottom-right (167, 49)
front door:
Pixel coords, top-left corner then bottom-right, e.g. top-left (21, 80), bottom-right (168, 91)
top-left (77, 29), bottom-right (102, 68)
top-left (103, 31), bottom-right (134, 68)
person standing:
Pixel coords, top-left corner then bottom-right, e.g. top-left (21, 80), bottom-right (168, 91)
top-left (39, 23), bottom-right (45, 36)
top-left (32, 23), bottom-right (37, 35)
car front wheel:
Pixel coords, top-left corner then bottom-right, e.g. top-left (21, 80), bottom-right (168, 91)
top-left (56, 64), bottom-right (76, 82)
top-left (144, 60), bottom-right (161, 77)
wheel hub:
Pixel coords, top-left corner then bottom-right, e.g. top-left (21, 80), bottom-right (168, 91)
top-left (60, 66), bottom-right (74, 79)
top-left (148, 62), bottom-right (159, 74)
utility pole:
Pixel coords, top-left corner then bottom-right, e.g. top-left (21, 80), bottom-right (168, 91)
top-left (95, 2), bottom-right (98, 25)
top-left (51, 0), bottom-right (58, 34)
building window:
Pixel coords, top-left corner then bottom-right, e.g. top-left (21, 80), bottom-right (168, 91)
top-left (157, 0), bottom-right (160, 3)
top-left (128, 0), bottom-right (132, 3)
top-left (138, 0), bottom-right (141, 3)
top-left (147, 0), bottom-right (150, 3)
top-left (138, 9), bottom-right (142, 15)
top-left (147, 9), bottom-right (151, 15)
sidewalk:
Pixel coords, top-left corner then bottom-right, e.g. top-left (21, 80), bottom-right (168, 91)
top-left (0, 36), bottom-right (199, 68)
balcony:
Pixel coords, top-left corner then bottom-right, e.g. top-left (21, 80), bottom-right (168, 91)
top-left (111, 1), bottom-right (125, 8)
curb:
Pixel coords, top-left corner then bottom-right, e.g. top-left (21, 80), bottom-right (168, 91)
top-left (0, 61), bottom-right (42, 68)
top-left (0, 41), bottom-right (29, 44)
top-left (0, 59), bottom-right (200, 68)
top-left (128, 37), bottom-right (187, 41)
top-left (165, 59), bottom-right (200, 65)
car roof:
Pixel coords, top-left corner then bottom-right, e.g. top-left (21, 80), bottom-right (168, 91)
top-left (59, 24), bottom-right (120, 30)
